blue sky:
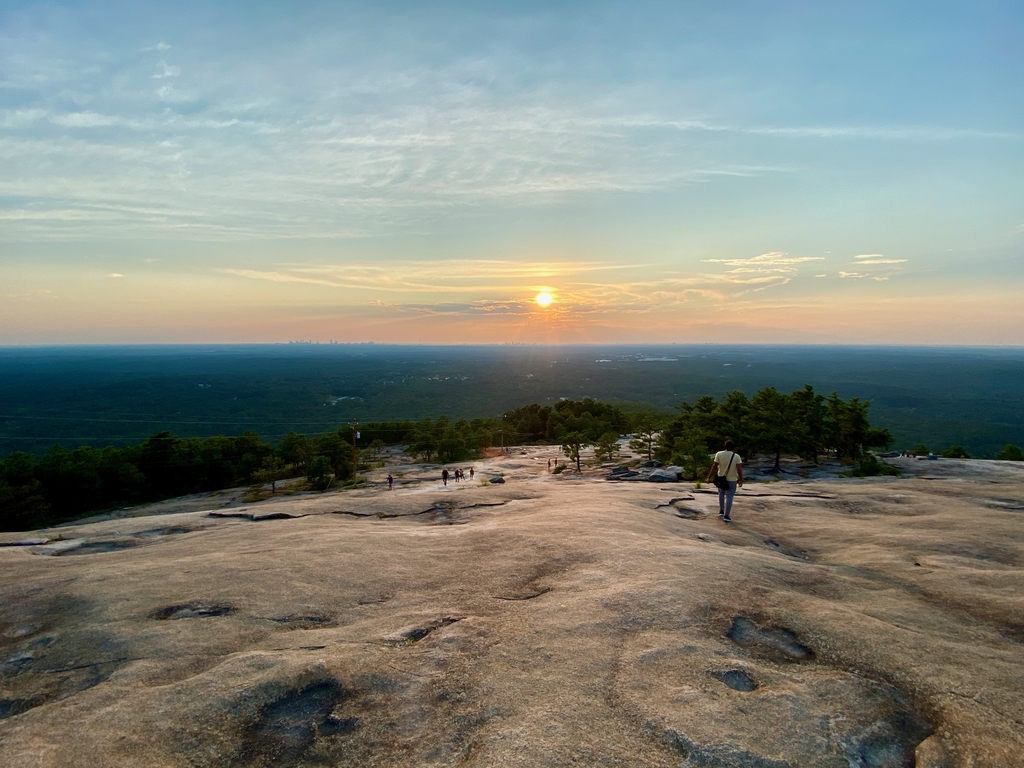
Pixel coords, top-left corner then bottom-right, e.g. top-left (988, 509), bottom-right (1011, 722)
top-left (1, 1), bottom-right (1022, 343)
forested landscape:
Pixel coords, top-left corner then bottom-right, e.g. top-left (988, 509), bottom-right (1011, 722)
top-left (2, 345), bottom-right (1024, 458)
top-left (3, 344), bottom-right (1024, 532)
top-left (0, 386), bottom-right (962, 531)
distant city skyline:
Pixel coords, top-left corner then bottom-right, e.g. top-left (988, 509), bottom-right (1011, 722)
top-left (1, 1), bottom-right (1022, 345)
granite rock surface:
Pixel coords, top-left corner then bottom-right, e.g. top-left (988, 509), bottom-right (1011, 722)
top-left (1, 451), bottom-right (1022, 767)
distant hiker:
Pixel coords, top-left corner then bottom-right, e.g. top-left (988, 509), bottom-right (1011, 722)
top-left (442, 468), bottom-right (449, 486)
top-left (707, 439), bottom-right (743, 523)
top-left (387, 474), bottom-right (393, 490)
top-left (469, 467), bottom-right (474, 479)
top-left (548, 459), bottom-right (552, 470)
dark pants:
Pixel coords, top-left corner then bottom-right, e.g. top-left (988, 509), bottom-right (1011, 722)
top-left (718, 481), bottom-right (737, 517)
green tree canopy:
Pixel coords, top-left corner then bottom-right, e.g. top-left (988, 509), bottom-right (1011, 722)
top-left (560, 432), bottom-right (590, 472)
top-left (628, 415), bottom-right (659, 461)
top-left (996, 444), bottom-right (1023, 461)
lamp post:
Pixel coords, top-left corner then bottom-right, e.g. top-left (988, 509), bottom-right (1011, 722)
top-left (351, 422), bottom-right (360, 479)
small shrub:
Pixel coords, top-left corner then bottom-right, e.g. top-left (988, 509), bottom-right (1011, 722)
top-left (552, 464), bottom-right (566, 474)
top-left (910, 443), bottom-right (930, 457)
top-left (996, 444), bottom-right (1024, 461)
top-left (844, 453), bottom-right (901, 478)
top-left (940, 445), bottom-right (969, 459)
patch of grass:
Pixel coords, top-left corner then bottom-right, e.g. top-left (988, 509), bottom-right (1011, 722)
top-left (243, 485), bottom-right (272, 503)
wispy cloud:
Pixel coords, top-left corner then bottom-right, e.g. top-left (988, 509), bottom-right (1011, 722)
top-left (839, 271), bottom-right (888, 281)
top-left (8, 289), bottom-right (57, 300)
top-left (0, 109), bottom-right (47, 128)
top-left (217, 260), bottom-right (635, 294)
top-left (702, 251), bottom-right (824, 274)
top-left (50, 111), bottom-right (122, 127)
top-left (854, 254), bottom-right (907, 265)
top-left (606, 117), bottom-right (1023, 141)
top-left (151, 61), bottom-right (180, 79)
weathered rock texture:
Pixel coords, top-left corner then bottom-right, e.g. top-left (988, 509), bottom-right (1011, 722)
top-left (1, 452), bottom-right (1023, 767)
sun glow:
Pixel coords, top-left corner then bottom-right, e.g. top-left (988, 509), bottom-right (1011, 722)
top-left (535, 292), bottom-right (553, 307)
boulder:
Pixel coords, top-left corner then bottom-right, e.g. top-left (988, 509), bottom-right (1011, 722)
top-left (637, 460), bottom-right (663, 468)
top-left (648, 468), bottom-right (680, 482)
top-left (489, 476), bottom-right (506, 484)
top-left (606, 470), bottom-right (642, 481)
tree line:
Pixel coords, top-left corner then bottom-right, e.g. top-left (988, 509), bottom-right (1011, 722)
top-left (9, 387), bottom-right (1016, 532)
top-left (0, 399), bottom-right (635, 531)
top-left (655, 385), bottom-right (894, 479)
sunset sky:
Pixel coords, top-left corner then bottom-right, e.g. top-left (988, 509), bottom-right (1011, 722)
top-left (1, 1), bottom-right (1022, 345)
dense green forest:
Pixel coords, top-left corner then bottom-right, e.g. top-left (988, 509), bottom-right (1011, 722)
top-left (2, 345), bottom-right (1024, 459)
top-left (0, 388), bottom-right (924, 532)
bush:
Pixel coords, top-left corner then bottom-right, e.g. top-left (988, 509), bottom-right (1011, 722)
top-left (940, 445), bottom-right (969, 459)
top-left (910, 444), bottom-right (930, 457)
top-left (996, 444), bottom-right (1024, 461)
top-left (552, 464), bottom-right (566, 474)
top-left (844, 453), bottom-right (901, 478)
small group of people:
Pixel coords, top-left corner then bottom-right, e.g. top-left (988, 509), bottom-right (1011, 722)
top-left (441, 467), bottom-right (473, 486)
top-left (707, 439), bottom-right (743, 523)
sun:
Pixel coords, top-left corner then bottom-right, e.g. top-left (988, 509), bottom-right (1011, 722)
top-left (535, 292), bottom-right (553, 307)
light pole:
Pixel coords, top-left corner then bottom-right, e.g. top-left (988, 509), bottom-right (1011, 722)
top-left (351, 422), bottom-right (360, 479)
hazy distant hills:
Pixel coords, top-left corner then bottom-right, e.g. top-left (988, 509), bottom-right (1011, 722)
top-left (1, 345), bottom-right (1022, 457)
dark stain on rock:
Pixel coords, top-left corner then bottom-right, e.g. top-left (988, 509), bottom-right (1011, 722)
top-left (726, 617), bottom-right (814, 662)
top-left (0, 596), bottom-right (130, 721)
top-left (134, 526), bottom-right (193, 538)
top-left (353, 672), bottom-right (405, 694)
top-left (61, 539), bottom-right (140, 555)
top-left (1, 651), bottom-right (34, 674)
top-left (763, 539), bottom-right (809, 560)
top-left (149, 601), bottom-right (235, 620)
top-left (0, 695), bottom-right (49, 720)
top-left (384, 616), bottom-right (463, 644)
top-left (838, 684), bottom-right (932, 768)
top-left (269, 613), bottom-right (335, 629)
top-left (710, 668), bottom-right (759, 692)
top-left (236, 679), bottom-right (356, 766)
top-left (664, 728), bottom-right (792, 767)
top-left (356, 593), bottom-right (393, 605)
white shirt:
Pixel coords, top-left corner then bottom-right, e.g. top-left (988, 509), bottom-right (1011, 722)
top-left (714, 450), bottom-right (742, 482)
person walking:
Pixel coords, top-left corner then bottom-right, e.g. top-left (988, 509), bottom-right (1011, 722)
top-left (387, 474), bottom-right (394, 490)
top-left (469, 467), bottom-right (474, 480)
top-left (442, 468), bottom-right (449, 486)
top-left (707, 439), bottom-right (743, 523)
